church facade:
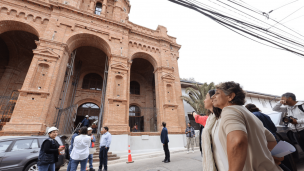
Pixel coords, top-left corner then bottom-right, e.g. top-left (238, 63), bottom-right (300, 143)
top-left (0, 0), bottom-right (186, 140)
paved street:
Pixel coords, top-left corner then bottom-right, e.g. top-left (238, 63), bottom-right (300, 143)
top-left (95, 151), bottom-right (304, 171)
top-left (106, 151), bottom-right (202, 171)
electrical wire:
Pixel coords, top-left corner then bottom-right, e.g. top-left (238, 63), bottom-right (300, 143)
top-left (269, 0), bottom-right (299, 13)
top-left (167, 0), bottom-right (304, 57)
top-left (225, 0), bottom-right (304, 39)
top-left (268, 5), bottom-right (304, 29)
top-left (283, 14), bottom-right (304, 23)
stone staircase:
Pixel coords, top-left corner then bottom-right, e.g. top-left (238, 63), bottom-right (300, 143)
top-left (88, 134), bottom-right (120, 162)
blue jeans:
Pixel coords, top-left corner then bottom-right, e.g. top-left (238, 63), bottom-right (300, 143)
top-left (99, 147), bottom-right (109, 170)
top-left (88, 154), bottom-right (93, 168)
top-left (67, 149), bottom-right (72, 171)
top-left (38, 163), bottom-right (55, 171)
top-left (70, 158), bottom-right (88, 171)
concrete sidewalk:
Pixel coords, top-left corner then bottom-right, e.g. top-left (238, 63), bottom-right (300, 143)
top-left (59, 147), bottom-right (200, 171)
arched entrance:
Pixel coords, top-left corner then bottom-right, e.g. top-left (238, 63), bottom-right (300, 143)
top-left (129, 54), bottom-right (157, 132)
top-left (76, 103), bottom-right (100, 127)
top-left (54, 34), bottom-right (110, 134)
top-left (0, 22), bottom-right (39, 130)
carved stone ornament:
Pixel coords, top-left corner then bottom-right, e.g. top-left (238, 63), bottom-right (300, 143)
top-left (33, 48), bottom-right (60, 59)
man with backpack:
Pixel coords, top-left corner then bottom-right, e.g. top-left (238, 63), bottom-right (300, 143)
top-left (273, 92), bottom-right (304, 150)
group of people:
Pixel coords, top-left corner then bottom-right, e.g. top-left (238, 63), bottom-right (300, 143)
top-left (161, 81), bottom-right (304, 171)
top-left (37, 124), bottom-right (112, 171)
top-left (187, 81), bottom-right (304, 171)
top-left (36, 80), bottom-right (304, 171)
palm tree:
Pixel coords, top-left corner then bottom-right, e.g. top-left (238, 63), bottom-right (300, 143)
top-left (181, 82), bottom-right (215, 115)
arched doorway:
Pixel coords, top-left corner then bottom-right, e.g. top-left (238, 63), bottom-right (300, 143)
top-left (0, 23), bottom-right (39, 130)
top-left (129, 105), bottom-right (144, 132)
top-left (129, 56), bottom-right (157, 132)
top-left (55, 34), bottom-right (110, 133)
top-left (76, 103), bottom-right (100, 127)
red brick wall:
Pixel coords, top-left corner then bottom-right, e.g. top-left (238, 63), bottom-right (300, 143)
top-left (0, 0), bottom-right (185, 136)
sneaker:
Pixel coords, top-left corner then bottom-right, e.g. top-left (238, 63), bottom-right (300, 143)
top-left (187, 151), bottom-right (189, 154)
top-left (192, 150), bottom-right (194, 153)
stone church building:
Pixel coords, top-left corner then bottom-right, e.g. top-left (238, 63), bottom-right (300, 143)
top-left (0, 0), bottom-right (186, 152)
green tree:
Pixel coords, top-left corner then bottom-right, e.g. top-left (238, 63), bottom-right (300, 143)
top-left (181, 82), bottom-right (215, 115)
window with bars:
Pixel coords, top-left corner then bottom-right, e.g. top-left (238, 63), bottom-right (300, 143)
top-left (95, 2), bottom-right (102, 15)
top-left (82, 73), bottom-right (103, 91)
top-left (129, 106), bottom-right (141, 116)
top-left (130, 81), bottom-right (140, 95)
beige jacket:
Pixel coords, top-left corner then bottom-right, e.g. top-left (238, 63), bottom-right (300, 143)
top-left (202, 105), bottom-right (282, 171)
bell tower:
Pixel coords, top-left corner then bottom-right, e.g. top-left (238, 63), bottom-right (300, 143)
top-left (83, 0), bottom-right (130, 22)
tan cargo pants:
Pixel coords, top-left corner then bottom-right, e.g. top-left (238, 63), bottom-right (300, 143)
top-left (187, 137), bottom-right (194, 151)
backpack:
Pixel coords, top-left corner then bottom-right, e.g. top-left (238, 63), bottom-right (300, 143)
top-left (299, 105), bottom-right (304, 113)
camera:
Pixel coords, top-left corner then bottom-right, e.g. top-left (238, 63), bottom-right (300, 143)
top-left (282, 116), bottom-right (297, 126)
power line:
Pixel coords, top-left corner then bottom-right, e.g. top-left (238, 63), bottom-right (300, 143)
top-left (269, 0), bottom-right (299, 13)
top-left (283, 14), bottom-right (304, 23)
top-left (268, 5), bottom-right (304, 29)
top-left (218, 0), bottom-right (304, 41)
top-left (168, 0), bottom-right (304, 58)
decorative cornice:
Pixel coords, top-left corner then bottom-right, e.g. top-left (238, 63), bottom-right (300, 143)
top-left (36, 39), bottom-right (69, 52)
top-left (18, 89), bottom-right (50, 98)
top-left (111, 62), bottom-right (129, 71)
top-left (33, 48), bottom-right (60, 59)
top-left (163, 104), bottom-right (178, 109)
top-left (154, 66), bottom-right (174, 73)
top-left (111, 54), bottom-right (128, 60)
top-left (161, 73), bottom-right (175, 80)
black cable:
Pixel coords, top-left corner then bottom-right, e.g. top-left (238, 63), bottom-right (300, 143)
top-left (168, 0), bottom-right (304, 57)
top-left (214, 0), bottom-right (304, 42)
top-left (226, 0), bottom-right (304, 39)
top-left (269, 0), bottom-right (299, 13)
top-left (268, 5), bottom-right (304, 29)
top-left (189, 0), bottom-right (304, 49)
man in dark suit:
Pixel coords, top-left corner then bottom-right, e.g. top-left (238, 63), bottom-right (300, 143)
top-left (161, 122), bottom-right (170, 163)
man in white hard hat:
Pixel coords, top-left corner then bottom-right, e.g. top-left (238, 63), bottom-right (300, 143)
top-left (81, 115), bottom-right (90, 127)
top-left (87, 127), bottom-right (96, 171)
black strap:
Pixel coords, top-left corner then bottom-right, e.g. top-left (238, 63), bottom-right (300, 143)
top-left (298, 105), bottom-right (304, 113)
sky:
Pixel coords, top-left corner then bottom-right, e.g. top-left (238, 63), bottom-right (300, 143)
top-left (128, 0), bottom-right (304, 100)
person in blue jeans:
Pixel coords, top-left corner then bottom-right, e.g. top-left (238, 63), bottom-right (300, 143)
top-left (99, 126), bottom-right (112, 171)
top-left (38, 127), bottom-right (65, 171)
top-left (67, 128), bottom-right (80, 171)
top-left (70, 127), bottom-right (91, 171)
top-left (88, 127), bottom-right (96, 171)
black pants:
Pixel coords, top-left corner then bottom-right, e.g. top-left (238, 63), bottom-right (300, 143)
top-left (297, 129), bottom-right (304, 151)
top-left (163, 143), bottom-right (170, 161)
top-left (99, 146), bottom-right (109, 170)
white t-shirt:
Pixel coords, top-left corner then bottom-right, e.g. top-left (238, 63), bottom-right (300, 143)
top-left (70, 134), bottom-right (91, 160)
top-left (211, 119), bottom-right (229, 171)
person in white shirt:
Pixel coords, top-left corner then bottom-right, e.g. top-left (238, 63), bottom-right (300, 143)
top-left (98, 126), bottom-right (112, 171)
top-left (70, 127), bottom-right (91, 171)
top-left (273, 92), bottom-right (304, 150)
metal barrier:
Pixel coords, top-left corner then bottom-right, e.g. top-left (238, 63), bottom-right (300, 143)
top-left (0, 91), bottom-right (19, 131)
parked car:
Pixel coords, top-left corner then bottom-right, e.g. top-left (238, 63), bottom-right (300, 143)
top-left (0, 135), bottom-right (69, 171)
top-left (268, 112), bottom-right (304, 171)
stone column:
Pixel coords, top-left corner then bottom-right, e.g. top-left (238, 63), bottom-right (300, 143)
top-left (101, 0), bottom-right (108, 15)
top-left (102, 55), bottom-right (130, 135)
top-left (0, 38), bottom-right (70, 136)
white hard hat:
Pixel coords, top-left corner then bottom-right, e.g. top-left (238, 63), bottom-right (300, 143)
top-left (48, 127), bottom-right (59, 133)
top-left (85, 115), bottom-right (89, 117)
top-left (88, 127), bottom-right (92, 131)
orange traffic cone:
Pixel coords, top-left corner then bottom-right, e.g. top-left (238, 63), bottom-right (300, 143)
top-left (126, 145), bottom-right (134, 163)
